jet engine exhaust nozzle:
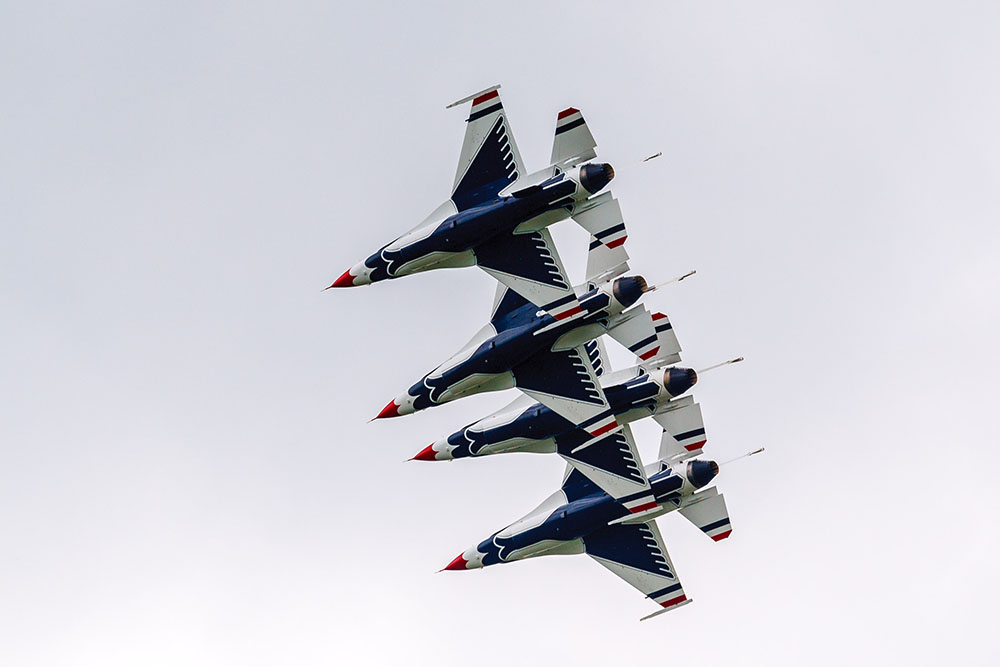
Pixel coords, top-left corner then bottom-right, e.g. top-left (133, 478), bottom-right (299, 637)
top-left (612, 275), bottom-right (647, 309)
top-left (664, 367), bottom-right (698, 397)
top-left (686, 459), bottom-right (720, 489)
top-left (580, 163), bottom-right (615, 194)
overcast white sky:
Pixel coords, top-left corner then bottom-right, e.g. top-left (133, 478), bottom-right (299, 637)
top-left (2, 1), bottom-right (999, 665)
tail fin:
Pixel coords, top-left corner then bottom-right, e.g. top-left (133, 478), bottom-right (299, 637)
top-left (551, 107), bottom-right (598, 167)
top-left (578, 194), bottom-right (630, 284)
top-left (654, 398), bottom-right (706, 461)
top-left (585, 233), bottom-right (630, 285)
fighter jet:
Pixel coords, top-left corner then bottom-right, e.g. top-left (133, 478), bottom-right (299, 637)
top-left (410, 322), bottom-right (736, 465)
top-left (327, 84), bottom-right (631, 314)
top-left (371, 229), bottom-right (681, 471)
top-left (441, 418), bottom-right (741, 620)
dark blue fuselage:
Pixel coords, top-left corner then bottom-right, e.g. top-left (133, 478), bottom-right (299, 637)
top-left (364, 178), bottom-right (576, 283)
top-left (406, 288), bottom-right (613, 411)
top-left (445, 372), bottom-right (661, 458)
top-left (477, 467), bottom-right (685, 566)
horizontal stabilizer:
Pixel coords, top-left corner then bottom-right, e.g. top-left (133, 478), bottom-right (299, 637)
top-left (574, 194), bottom-right (628, 250)
top-left (654, 399), bottom-right (707, 461)
top-left (606, 307), bottom-right (661, 362)
top-left (679, 488), bottom-right (732, 541)
top-left (476, 228), bottom-right (574, 308)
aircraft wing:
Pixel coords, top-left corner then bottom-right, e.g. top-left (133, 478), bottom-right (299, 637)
top-left (555, 423), bottom-right (657, 514)
top-left (584, 520), bottom-right (691, 619)
top-left (475, 228), bottom-right (576, 310)
top-left (449, 85), bottom-right (526, 211)
top-left (511, 344), bottom-right (619, 439)
top-left (583, 338), bottom-right (609, 378)
top-left (513, 343), bottom-right (657, 513)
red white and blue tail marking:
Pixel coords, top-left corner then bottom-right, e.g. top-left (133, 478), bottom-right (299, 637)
top-left (679, 489), bottom-right (733, 542)
top-left (655, 399), bottom-right (707, 462)
top-left (551, 107), bottom-right (598, 166)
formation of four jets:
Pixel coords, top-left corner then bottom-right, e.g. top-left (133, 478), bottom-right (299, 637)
top-left (328, 85), bottom-right (748, 620)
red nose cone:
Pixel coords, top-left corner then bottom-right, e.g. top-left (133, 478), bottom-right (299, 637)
top-left (442, 554), bottom-right (468, 571)
top-left (373, 400), bottom-right (401, 420)
top-left (326, 269), bottom-right (355, 289)
top-left (410, 444), bottom-right (437, 461)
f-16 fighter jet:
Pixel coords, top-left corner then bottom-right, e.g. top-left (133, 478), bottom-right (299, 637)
top-left (372, 232), bottom-right (680, 463)
top-left (441, 421), bottom-right (737, 620)
top-left (411, 323), bottom-right (728, 465)
top-left (327, 84), bottom-right (630, 310)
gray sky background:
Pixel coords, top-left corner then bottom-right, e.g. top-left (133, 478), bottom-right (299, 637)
top-left (2, 2), bottom-right (999, 665)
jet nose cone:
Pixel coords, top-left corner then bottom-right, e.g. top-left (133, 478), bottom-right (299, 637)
top-left (410, 438), bottom-right (453, 462)
top-left (373, 400), bottom-right (401, 420)
top-left (327, 261), bottom-right (373, 289)
top-left (372, 394), bottom-right (417, 421)
top-left (440, 550), bottom-right (484, 572)
top-left (326, 268), bottom-right (356, 289)
top-left (441, 553), bottom-right (469, 571)
top-left (410, 443), bottom-right (438, 461)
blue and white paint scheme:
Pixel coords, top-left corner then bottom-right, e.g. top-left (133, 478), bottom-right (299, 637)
top-left (410, 302), bottom-right (709, 468)
top-left (327, 85), bottom-right (634, 311)
top-left (374, 273), bottom-right (653, 426)
top-left (441, 426), bottom-right (734, 621)
top-left (412, 363), bottom-right (704, 463)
